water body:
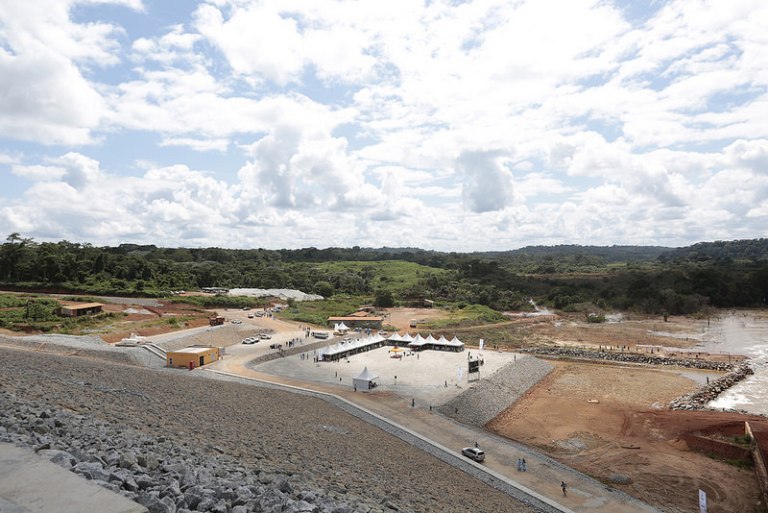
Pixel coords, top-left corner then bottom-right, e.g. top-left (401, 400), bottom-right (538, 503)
top-left (689, 312), bottom-right (768, 415)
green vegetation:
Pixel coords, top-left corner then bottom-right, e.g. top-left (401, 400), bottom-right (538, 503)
top-left (708, 454), bottom-right (753, 470)
top-left (1, 233), bottom-right (767, 317)
top-left (280, 296), bottom-right (368, 326)
top-left (420, 304), bottom-right (506, 329)
top-left (0, 293), bottom-right (120, 333)
top-left (731, 434), bottom-right (753, 447)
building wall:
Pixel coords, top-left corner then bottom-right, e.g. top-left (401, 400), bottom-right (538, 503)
top-left (60, 306), bottom-right (103, 317)
top-left (166, 348), bottom-right (220, 368)
top-left (679, 433), bottom-right (751, 462)
top-left (746, 422), bottom-right (768, 509)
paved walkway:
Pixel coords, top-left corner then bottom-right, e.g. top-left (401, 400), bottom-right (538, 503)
top-left (206, 351), bottom-right (662, 513)
top-left (0, 443), bottom-right (147, 513)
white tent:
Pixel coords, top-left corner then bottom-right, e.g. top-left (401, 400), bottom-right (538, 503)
top-left (353, 366), bottom-right (378, 391)
top-left (401, 332), bottom-right (413, 342)
top-left (334, 322), bottom-right (350, 333)
top-left (409, 333), bottom-right (427, 348)
top-left (387, 332), bottom-right (403, 342)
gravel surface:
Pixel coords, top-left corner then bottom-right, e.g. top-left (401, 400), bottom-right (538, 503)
top-left (0, 344), bottom-right (541, 513)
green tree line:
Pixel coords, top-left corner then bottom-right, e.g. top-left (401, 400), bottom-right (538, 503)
top-left (1, 233), bottom-right (766, 314)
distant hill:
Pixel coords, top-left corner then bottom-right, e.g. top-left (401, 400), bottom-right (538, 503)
top-left (660, 239), bottom-right (768, 264)
top-left (478, 244), bottom-right (672, 263)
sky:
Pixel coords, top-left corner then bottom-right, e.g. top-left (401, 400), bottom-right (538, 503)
top-left (0, 0), bottom-right (766, 252)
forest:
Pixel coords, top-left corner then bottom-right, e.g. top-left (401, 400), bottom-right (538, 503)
top-left (0, 233), bottom-right (766, 316)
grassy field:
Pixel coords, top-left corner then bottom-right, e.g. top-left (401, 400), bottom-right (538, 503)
top-left (279, 295), bottom-right (369, 327)
top-left (419, 304), bottom-right (506, 329)
top-left (311, 260), bottom-right (452, 293)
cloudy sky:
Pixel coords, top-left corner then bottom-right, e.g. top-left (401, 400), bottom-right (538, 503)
top-left (0, 0), bottom-right (766, 251)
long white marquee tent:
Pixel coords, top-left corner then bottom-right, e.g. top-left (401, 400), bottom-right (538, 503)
top-left (318, 332), bottom-right (464, 361)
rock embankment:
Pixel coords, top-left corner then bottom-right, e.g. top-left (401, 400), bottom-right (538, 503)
top-left (520, 347), bottom-right (735, 371)
top-left (0, 345), bottom-right (535, 513)
top-left (669, 363), bottom-right (754, 411)
top-left (438, 356), bottom-right (554, 427)
top-left (0, 390), bottom-right (361, 513)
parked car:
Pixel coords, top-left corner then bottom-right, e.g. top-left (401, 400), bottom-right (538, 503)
top-left (260, 333), bottom-right (271, 339)
top-left (241, 337), bottom-right (256, 345)
top-left (461, 447), bottom-right (485, 462)
top-left (269, 343), bottom-right (282, 349)
top-left (231, 319), bottom-right (242, 324)
top-left (247, 313), bottom-right (254, 318)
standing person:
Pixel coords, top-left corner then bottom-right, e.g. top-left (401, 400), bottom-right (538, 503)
top-left (522, 458), bottom-right (526, 471)
top-left (561, 481), bottom-right (567, 496)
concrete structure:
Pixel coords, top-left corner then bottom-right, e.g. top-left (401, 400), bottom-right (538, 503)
top-left (0, 443), bottom-right (147, 513)
top-left (58, 302), bottom-right (103, 317)
top-left (166, 346), bottom-right (221, 369)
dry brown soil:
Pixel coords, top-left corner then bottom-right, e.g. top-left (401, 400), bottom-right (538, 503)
top-left (99, 302), bottom-right (213, 343)
top-left (487, 360), bottom-right (764, 513)
top-left (383, 306), bottom-right (450, 332)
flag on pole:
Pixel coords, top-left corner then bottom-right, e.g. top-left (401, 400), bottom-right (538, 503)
top-left (479, 338), bottom-right (484, 352)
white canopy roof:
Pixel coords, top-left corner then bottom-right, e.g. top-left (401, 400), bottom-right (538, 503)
top-left (409, 334), bottom-right (427, 347)
top-left (355, 366), bottom-right (378, 381)
top-left (321, 335), bottom-right (383, 357)
top-left (387, 332), bottom-right (403, 342)
top-left (401, 332), bottom-right (413, 342)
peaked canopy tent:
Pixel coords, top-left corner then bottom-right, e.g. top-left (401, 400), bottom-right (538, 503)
top-left (333, 322), bottom-right (351, 334)
top-left (407, 333), bottom-right (465, 352)
top-left (387, 332), bottom-right (411, 347)
top-left (353, 366), bottom-right (378, 391)
top-left (317, 334), bottom-right (387, 361)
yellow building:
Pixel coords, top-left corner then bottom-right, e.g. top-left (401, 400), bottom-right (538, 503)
top-left (166, 346), bottom-right (221, 369)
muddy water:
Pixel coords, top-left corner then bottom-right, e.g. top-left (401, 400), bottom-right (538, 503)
top-left (692, 312), bottom-right (768, 415)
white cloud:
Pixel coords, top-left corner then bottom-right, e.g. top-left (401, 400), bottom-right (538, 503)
top-left (11, 164), bottom-right (66, 182)
top-left (193, 1), bottom-right (378, 85)
top-left (131, 25), bottom-right (201, 65)
top-left (0, 0), bottom-right (142, 144)
top-left (456, 150), bottom-right (516, 213)
top-left (1, 1), bottom-right (767, 250)
top-left (160, 137), bottom-right (230, 152)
